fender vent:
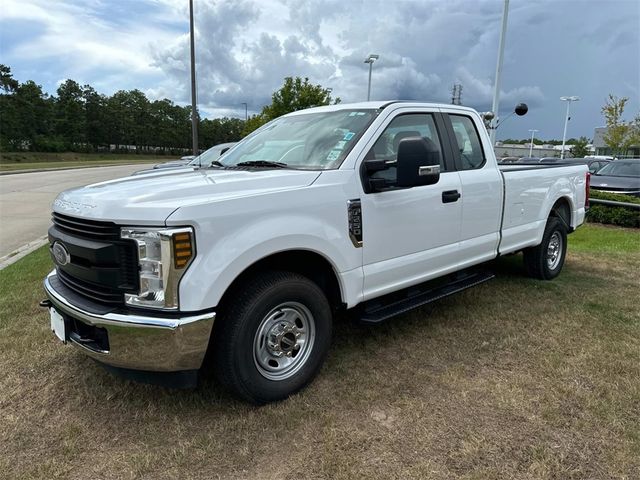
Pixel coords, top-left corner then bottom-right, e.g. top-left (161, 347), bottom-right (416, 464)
top-left (347, 199), bottom-right (363, 248)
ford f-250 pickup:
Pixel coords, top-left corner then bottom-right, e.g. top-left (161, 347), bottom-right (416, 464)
top-left (41, 101), bottom-right (589, 403)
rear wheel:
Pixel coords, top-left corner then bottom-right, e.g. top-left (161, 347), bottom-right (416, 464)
top-left (523, 217), bottom-right (568, 280)
top-left (214, 271), bottom-right (332, 404)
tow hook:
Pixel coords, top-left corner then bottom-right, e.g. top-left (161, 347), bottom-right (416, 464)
top-left (39, 299), bottom-right (52, 308)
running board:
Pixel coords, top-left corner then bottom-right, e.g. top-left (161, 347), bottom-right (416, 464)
top-left (359, 270), bottom-right (495, 324)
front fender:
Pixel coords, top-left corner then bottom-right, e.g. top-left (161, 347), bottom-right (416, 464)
top-left (169, 188), bottom-right (362, 311)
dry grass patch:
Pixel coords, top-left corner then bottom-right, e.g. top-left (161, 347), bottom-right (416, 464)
top-left (1, 224), bottom-right (639, 479)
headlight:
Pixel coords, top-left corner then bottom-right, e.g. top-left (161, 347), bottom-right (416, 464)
top-left (120, 227), bottom-right (195, 309)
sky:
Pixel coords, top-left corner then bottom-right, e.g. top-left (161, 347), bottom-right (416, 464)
top-left (1, 0), bottom-right (639, 140)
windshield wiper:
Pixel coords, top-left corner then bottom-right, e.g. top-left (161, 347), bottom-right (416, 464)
top-left (209, 160), bottom-right (225, 168)
top-left (236, 160), bottom-right (289, 168)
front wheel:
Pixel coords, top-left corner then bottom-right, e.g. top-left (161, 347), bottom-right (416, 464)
top-left (523, 217), bottom-right (568, 280)
top-left (213, 271), bottom-right (332, 404)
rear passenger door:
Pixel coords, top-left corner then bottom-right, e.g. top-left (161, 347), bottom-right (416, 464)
top-left (444, 113), bottom-right (503, 264)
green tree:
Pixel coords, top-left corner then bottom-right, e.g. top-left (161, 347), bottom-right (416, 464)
top-left (0, 64), bottom-right (19, 93)
top-left (601, 94), bottom-right (640, 156)
top-left (243, 76), bottom-right (340, 135)
top-left (7, 80), bottom-right (55, 150)
top-left (200, 117), bottom-right (244, 147)
top-left (0, 65), bottom-right (19, 149)
top-left (570, 136), bottom-right (590, 158)
top-left (127, 89), bottom-right (151, 151)
top-left (83, 85), bottom-right (107, 149)
top-left (147, 98), bottom-right (191, 152)
top-left (241, 114), bottom-right (268, 136)
top-left (55, 79), bottom-right (86, 147)
top-left (106, 89), bottom-right (153, 150)
top-left (0, 64), bottom-right (264, 154)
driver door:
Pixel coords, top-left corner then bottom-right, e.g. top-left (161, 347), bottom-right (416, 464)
top-left (359, 110), bottom-right (463, 300)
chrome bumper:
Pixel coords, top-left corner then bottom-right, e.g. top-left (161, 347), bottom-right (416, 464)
top-left (43, 271), bottom-right (215, 372)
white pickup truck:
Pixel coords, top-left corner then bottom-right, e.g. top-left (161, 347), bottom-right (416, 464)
top-left (42, 101), bottom-right (589, 403)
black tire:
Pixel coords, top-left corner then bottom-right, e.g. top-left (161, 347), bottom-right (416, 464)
top-left (213, 271), bottom-right (332, 404)
top-left (523, 216), bottom-right (568, 280)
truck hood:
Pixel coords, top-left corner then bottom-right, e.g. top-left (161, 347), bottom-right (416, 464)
top-left (53, 168), bottom-right (321, 224)
top-left (590, 174), bottom-right (640, 190)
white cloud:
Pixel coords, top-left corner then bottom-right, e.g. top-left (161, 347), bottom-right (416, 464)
top-left (1, 0), bottom-right (639, 139)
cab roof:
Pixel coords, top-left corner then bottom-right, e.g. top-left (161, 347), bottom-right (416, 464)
top-left (285, 101), bottom-right (478, 116)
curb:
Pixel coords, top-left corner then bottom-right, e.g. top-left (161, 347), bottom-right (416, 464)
top-left (0, 236), bottom-right (49, 271)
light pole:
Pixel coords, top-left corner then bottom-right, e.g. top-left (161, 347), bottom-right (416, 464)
top-left (560, 96), bottom-right (580, 159)
top-left (241, 102), bottom-right (247, 121)
top-left (364, 54), bottom-right (379, 101)
top-left (189, 0), bottom-right (198, 156)
top-left (489, 0), bottom-right (510, 145)
top-left (528, 129), bottom-right (538, 157)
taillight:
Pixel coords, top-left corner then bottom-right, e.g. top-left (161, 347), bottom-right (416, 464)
top-left (585, 172), bottom-right (591, 208)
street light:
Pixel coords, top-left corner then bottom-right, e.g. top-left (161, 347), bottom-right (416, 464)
top-left (560, 96), bottom-right (580, 159)
top-left (241, 102), bottom-right (247, 121)
top-left (489, 0), bottom-right (510, 145)
top-left (189, 0), bottom-right (198, 156)
top-left (528, 129), bottom-right (539, 157)
top-left (364, 54), bottom-right (379, 101)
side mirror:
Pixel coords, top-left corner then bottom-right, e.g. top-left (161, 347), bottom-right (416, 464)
top-left (396, 137), bottom-right (441, 187)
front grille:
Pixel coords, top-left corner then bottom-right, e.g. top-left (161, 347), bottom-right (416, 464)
top-left (50, 212), bottom-right (139, 305)
top-left (52, 212), bottom-right (121, 240)
top-left (58, 269), bottom-right (124, 305)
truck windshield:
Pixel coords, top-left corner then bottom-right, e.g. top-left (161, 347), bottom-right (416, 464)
top-left (219, 109), bottom-right (377, 170)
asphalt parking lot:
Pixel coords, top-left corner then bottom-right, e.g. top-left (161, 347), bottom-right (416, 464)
top-left (0, 165), bottom-right (145, 259)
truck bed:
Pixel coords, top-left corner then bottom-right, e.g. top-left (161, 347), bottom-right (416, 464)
top-left (498, 163), bottom-right (588, 255)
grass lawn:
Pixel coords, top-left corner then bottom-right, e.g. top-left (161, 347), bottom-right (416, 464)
top-left (0, 152), bottom-right (174, 172)
top-left (1, 224), bottom-right (639, 479)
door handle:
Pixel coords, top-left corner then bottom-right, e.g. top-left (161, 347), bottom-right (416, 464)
top-left (442, 190), bottom-right (461, 203)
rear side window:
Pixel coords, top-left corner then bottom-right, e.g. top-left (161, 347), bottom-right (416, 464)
top-left (450, 115), bottom-right (485, 170)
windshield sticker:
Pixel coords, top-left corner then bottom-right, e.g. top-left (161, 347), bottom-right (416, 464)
top-left (335, 140), bottom-right (347, 149)
top-left (326, 150), bottom-right (341, 162)
top-left (343, 132), bottom-right (355, 141)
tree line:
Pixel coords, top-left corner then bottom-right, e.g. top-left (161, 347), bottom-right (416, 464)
top-left (0, 64), bottom-right (244, 155)
top-left (0, 65), bottom-right (339, 156)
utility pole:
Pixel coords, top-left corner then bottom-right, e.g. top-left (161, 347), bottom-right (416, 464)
top-left (451, 84), bottom-right (463, 105)
top-left (490, 0), bottom-right (509, 146)
top-left (528, 129), bottom-right (539, 157)
top-left (189, 0), bottom-right (198, 156)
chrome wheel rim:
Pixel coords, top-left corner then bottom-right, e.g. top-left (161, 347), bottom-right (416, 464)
top-left (546, 231), bottom-right (563, 270)
top-left (253, 302), bottom-right (316, 381)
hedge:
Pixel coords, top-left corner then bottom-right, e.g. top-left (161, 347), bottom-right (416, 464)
top-left (587, 190), bottom-right (640, 228)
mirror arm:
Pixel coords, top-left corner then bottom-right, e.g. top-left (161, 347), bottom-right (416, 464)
top-left (364, 159), bottom-right (391, 173)
top-left (368, 177), bottom-right (388, 192)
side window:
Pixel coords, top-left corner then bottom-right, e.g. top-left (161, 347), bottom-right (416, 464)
top-left (365, 113), bottom-right (444, 187)
top-left (450, 115), bottom-right (485, 170)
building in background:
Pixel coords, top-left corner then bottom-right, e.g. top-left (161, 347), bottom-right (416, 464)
top-left (494, 142), bottom-right (594, 159)
top-left (593, 127), bottom-right (640, 157)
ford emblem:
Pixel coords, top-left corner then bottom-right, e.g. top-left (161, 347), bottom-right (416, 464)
top-left (52, 241), bottom-right (71, 266)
